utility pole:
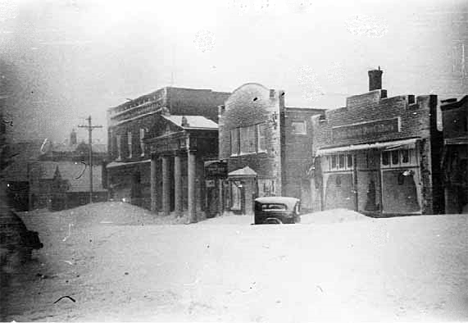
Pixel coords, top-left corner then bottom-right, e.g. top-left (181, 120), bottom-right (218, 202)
top-left (78, 115), bottom-right (102, 204)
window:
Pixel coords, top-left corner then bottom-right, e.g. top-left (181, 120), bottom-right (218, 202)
top-left (382, 151), bottom-right (390, 166)
top-left (230, 129), bottom-right (239, 156)
top-left (331, 155), bottom-right (337, 169)
top-left (328, 153), bottom-right (353, 171)
top-left (127, 132), bottom-right (133, 158)
top-left (257, 123), bottom-right (267, 153)
top-left (401, 149), bottom-right (409, 164)
top-left (339, 154), bottom-right (345, 168)
top-left (231, 123), bottom-right (267, 156)
top-left (240, 125), bottom-right (256, 154)
top-left (116, 135), bottom-right (122, 160)
top-left (391, 150), bottom-right (399, 165)
top-left (140, 128), bottom-right (145, 156)
top-left (382, 148), bottom-right (417, 168)
top-left (291, 121), bottom-right (306, 135)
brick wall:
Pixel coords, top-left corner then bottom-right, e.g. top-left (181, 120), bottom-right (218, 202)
top-left (283, 108), bottom-right (325, 206)
top-left (311, 91), bottom-right (443, 215)
top-left (312, 95), bottom-right (439, 149)
top-left (219, 83), bottom-right (283, 191)
top-left (442, 97), bottom-right (468, 139)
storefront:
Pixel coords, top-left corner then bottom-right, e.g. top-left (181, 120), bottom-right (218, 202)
top-left (316, 138), bottom-right (423, 216)
top-left (310, 69), bottom-right (444, 216)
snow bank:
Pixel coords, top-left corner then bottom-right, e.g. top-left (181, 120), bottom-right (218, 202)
top-left (6, 203), bottom-right (468, 322)
top-left (301, 208), bottom-right (373, 224)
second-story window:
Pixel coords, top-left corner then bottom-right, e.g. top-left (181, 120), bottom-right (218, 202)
top-left (291, 121), bottom-right (306, 135)
top-left (257, 123), bottom-right (267, 153)
top-left (127, 132), bottom-right (132, 158)
top-left (140, 128), bottom-right (145, 156)
top-left (230, 128), bottom-right (239, 156)
top-left (240, 125), bottom-right (256, 154)
top-left (116, 135), bottom-right (122, 161)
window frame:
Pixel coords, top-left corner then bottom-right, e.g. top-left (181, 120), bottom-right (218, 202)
top-left (116, 134), bottom-right (122, 161)
top-left (230, 128), bottom-right (240, 156)
top-left (257, 123), bottom-right (267, 153)
top-left (127, 131), bottom-right (133, 158)
top-left (291, 120), bottom-right (307, 135)
top-left (139, 128), bottom-right (146, 156)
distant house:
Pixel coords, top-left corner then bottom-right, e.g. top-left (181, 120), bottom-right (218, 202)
top-left (29, 162), bottom-right (68, 211)
top-left (28, 161), bottom-right (107, 211)
top-left (58, 161), bottom-right (108, 209)
top-left (28, 130), bottom-right (108, 211)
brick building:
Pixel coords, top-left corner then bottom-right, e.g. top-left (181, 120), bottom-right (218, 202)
top-left (440, 96), bottom-right (468, 214)
top-left (106, 87), bottom-right (230, 221)
top-left (218, 83), bottom-right (325, 215)
top-left (310, 69), bottom-right (445, 216)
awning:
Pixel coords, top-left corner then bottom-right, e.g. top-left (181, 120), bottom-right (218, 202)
top-left (316, 138), bottom-right (419, 156)
top-left (106, 159), bottom-right (151, 168)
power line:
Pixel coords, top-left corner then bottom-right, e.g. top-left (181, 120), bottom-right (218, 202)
top-left (78, 115), bottom-right (102, 204)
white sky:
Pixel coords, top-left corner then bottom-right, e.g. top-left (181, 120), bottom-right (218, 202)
top-left (0, 0), bottom-right (467, 142)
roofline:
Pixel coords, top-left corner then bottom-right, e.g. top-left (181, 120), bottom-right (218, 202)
top-left (285, 107), bottom-right (327, 112)
top-left (108, 86), bottom-right (231, 112)
top-left (440, 95), bottom-right (468, 111)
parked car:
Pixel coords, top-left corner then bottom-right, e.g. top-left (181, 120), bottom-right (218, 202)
top-left (254, 196), bottom-right (301, 225)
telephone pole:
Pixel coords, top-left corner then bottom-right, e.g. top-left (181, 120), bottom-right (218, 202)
top-left (78, 115), bottom-right (102, 203)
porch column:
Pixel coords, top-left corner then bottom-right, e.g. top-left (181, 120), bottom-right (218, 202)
top-left (174, 153), bottom-right (182, 217)
top-left (150, 157), bottom-right (158, 212)
top-left (162, 155), bottom-right (171, 216)
top-left (188, 150), bottom-right (197, 223)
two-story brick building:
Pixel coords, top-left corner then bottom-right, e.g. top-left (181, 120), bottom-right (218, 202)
top-left (218, 83), bottom-right (325, 215)
top-left (106, 87), bottom-right (230, 221)
top-left (440, 96), bottom-right (468, 214)
top-left (310, 69), bottom-right (445, 216)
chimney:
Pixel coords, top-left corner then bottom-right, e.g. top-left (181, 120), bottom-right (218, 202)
top-left (368, 67), bottom-right (383, 91)
top-left (70, 128), bottom-right (77, 145)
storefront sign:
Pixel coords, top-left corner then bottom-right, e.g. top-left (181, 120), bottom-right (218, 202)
top-left (332, 118), bottom-right (400, 140)
top-left (205, 161), bottom-right (228, 178)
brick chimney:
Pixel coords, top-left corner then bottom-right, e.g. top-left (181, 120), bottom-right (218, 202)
top-left (368, 67), bottom-right (383, 91)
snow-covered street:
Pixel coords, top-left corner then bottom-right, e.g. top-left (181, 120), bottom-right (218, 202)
top-left (3, 202), bottom-right (468, 322)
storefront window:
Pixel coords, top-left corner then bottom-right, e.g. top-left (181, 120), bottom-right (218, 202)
top-left (391, 150), bottom-right (399, 165)
top-left (382, 151), bottom-right (390, 166)
top-left (401, 149), bottom-right (409, 164)
top-left (331, 155), bottom-right (337, 169)
top-left (347, 155), bottom-right (353, 168)
top-left (339, 155), bottom-right (345, 168)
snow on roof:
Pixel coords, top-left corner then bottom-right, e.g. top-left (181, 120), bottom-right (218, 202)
top-left (30, 161), bottom-right (60, 179)
top-left (162, 115), bottom-right (218, 129)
